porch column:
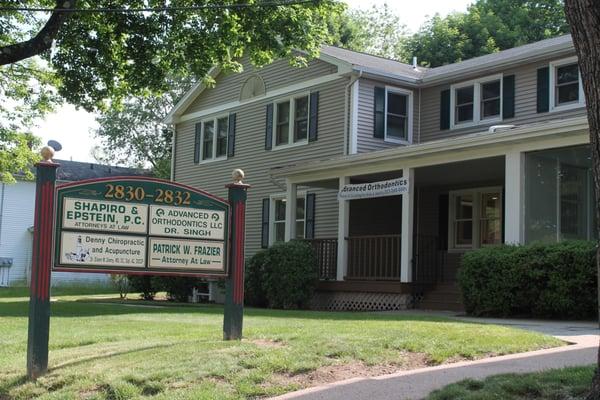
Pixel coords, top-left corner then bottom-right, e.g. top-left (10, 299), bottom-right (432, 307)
top-left (505, 151), bottom-right (524, 244)
top-left (337, 176), bottom-right (350, 281)
top-left (400, 168), bottom-right (414, 283)
top-left (284, 180), bottom-right (297, 241)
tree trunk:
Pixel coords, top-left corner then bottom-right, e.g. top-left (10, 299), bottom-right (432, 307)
top-left (563, 1), bottom-right (600, 399)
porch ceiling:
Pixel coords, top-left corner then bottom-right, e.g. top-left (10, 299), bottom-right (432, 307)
top-left (415, 157), bottom-right (505, 186)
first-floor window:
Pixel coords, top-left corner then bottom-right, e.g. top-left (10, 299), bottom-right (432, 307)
top-left (525, 145), bottom-right (597, 243)
top-left (450, 188), bottom-right (502, 250)
top-left (200, 116), bottom-right (228, 161)
top-left (271, 196), bottom-right (306, 244)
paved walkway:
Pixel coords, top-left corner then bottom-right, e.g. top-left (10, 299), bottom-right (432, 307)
top-left (271, 315), bottom-right (598, 400)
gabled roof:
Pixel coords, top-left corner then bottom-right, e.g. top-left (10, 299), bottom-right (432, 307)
top-left (54, 159), bottom-right (151, 182)
top-left (422, 34), bottom-right (574, 84)
top-left (165, 34), bottom-right (575, 123)
top-left (320, 45), bottom-right (426, 81)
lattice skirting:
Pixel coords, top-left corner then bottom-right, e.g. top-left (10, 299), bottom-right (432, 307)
top-left (310, 291), bottom-right (414, 311)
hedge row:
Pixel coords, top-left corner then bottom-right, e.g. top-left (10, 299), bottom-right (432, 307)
top-left (127, 276), bottom-right (208, 302)
top-left (458, 241), bottom-right (597, 319)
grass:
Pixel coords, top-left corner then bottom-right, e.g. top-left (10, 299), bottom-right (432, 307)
top-left (427, 365), bottom-right (596, 400)
top-left (0, 287), bottom-right (563, 400)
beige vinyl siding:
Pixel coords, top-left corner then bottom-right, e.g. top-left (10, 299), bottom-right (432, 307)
top-left (184, 56), bottom-right (338, 114)
top-left (356, 78), bottom-right (420, 153)
top-left (420, 55), bottom-right (587, 143)
top-left (174, 77), bottom-right (347, 257)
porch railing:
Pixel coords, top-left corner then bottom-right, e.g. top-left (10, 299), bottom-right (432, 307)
top-left (306, 238), bottom-right (338, 280)
top-left (412, 234), bottom-right (447, 284)
top-left (346, 234), bottom-right (401, 280)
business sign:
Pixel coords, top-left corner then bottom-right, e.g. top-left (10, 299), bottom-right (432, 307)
top-left (53, 177), bottom-right (230, 277)
top-left (338, 177), bottom-right (409, 200)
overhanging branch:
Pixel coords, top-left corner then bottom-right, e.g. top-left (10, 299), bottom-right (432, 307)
top-left (0, 0), bottom-right (77, 66)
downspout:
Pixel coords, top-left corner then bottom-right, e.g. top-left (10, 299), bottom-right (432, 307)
top-left (169, 123), bottom-right (176, 181)
top-left (343, 71), bottom-right (362, 155)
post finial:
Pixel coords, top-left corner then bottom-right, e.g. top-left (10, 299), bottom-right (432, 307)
top-left (232, 169), bottom-right (245, 184)
top-left (40, 146), bottom-right (55, 163)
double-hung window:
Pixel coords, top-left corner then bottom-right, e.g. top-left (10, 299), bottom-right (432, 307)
top-left (450, 75), bottom-right (502, 129)
top-left (270, 195), bottom-right (306, 244)
top-left (200, 116), bottom-right (228, 161)
top-left (449, 188), bottom-right (502, 250)
top-left (549, 57), bottom-right (584, 111)
top-left (273, 93), bottom-right (310, 148)
top-left (385, 88), bottom-right (412, 143)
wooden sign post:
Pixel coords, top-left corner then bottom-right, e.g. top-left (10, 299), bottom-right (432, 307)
top-left (27, 150), bottom-right (59, 380)
top-left (25, 147), bottom-right (249, 378)
top-left (223, 170), bottom-right (250, 340)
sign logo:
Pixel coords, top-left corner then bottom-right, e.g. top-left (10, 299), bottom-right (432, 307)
top-left (53, 177), bottom-right (230, 277)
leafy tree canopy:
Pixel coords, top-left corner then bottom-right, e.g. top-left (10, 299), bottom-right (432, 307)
top-left (0, 0), bottom-right (342, 181)
top-left (405, 0), bottom-right (569, 67)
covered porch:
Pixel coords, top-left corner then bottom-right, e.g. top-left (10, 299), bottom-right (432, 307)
top-left (273, 118), bottom-right (589, 310)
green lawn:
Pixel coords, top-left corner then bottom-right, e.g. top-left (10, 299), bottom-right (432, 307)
top-left (0, 287), bottom-right (563, 400)
top-left (427, 366), bottom-right (595, 400)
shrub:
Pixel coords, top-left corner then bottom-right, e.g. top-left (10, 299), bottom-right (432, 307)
top-left (110, 275), bottom-right (130, 299)
top-left (157, 277), bottom-right (205, 303)
top-left (245, 240), bottom-right (318, 309)
top-left (458, 241), bottom-right (597, 319)
top-left (127, 275), bottom-right (158, 300)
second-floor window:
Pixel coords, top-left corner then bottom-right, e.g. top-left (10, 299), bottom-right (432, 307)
top-left (274, 94), bottom-right (310, 148)
top-left (386, 90), bottom-right (411, 142)
top-left (549, 57), bottom-right (584, 111)
top-left (200, 116), bottom-right (228, 161)
top-left (450, 75), bottom-right (502, 129)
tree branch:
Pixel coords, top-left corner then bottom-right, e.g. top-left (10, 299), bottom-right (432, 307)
top-left (0, 0), bottom-right (77, 66)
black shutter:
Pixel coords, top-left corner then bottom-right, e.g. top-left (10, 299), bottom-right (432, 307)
top-left (373, 86), bottom-right (385, 138)
top-left (440, 89), bottom-right (450, 130)
top-left (537, 67), bottom-right (550, 113)
top-left (261, 198), bottom-right (270, 248)
top-left (193, 123), bottom-right (201, 164)
top-left (305, 193), bottom-right (316, 239)
top-left (227, 113), bottom-right (236, 157)
top-left (502, 75), bottom-right (515, 119)
top-left (265, 103), bottom-right (273, 150)
top-left (309, 92), bottom-right (319, 142)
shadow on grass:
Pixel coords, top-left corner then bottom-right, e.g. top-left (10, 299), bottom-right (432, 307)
top-left (0, 298), bottom-right (463, 325)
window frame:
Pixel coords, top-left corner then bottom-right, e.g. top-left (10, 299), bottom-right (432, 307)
top-left (448, 186), bottom-right (503, 251)
top-left (271, 92), bottom-right (311, 150)
top-left (549, 56), bottom-right (585, 112)
top-left (449, 74), bottom-right (503, 130)
top-left (384, 86), bottom-right (414, 144)
top-left (268, 192), bottom-right (307, 246)
top-left (199, 114), bottom-right (229, 164)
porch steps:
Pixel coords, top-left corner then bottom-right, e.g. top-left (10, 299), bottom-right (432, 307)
top-left (417, 282), bottom-right (464, 312)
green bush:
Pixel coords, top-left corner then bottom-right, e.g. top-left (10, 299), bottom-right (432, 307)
top-left (245, 240), bottom-right (318, 309)
top-left (458, 241), bottom-right (597, 319)
top-left (127, 276), bottom-right (158, 300)
top-left (156, 277), bottom-right (206, 303)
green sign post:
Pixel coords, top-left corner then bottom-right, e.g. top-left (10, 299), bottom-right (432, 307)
top-left (26, 149), bottom-right (249, 379)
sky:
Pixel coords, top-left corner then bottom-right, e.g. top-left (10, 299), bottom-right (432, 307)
top-left (32, 0), bottom-right (473, 164)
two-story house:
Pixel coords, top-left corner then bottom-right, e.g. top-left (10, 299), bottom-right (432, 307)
top-left (164, 34), bottom-right (593, 311)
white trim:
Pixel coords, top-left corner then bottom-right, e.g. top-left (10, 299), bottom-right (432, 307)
top-left (400, 168), bottom-right (414, 283)
top-left (450, 74), bottom-right (503, 130)
top-left (384, 86), bottom-right (414, 144)
top-left (349, 79), bottom-right (359, 154)
top-left (448, 186), bottom-right (503, 251)
top-left (504, 151), bottom-right (524, 244)
top-left (549, 56), bottom-right (585, 113)
top-left (197, 113), bottom-right (229, 164)
top-left (175, 73), bottom-right (342, 124)
top-left (268, 191), bottom-right (307, 246)
top-left (336, 176), bottom-right (350, 281)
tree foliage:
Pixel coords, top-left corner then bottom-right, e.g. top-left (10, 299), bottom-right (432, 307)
top-left (0, 0), bottom-right (342, 181)
top-left (405, 0), bottom-right (568, 67)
